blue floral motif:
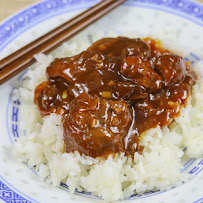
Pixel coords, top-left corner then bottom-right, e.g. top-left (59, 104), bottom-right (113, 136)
top-left (0, 179), bottom-right (33, 203)
top-left (127, 0), bottom-right (203, 25)
top-left (193, 197), bottom-right (203, 203)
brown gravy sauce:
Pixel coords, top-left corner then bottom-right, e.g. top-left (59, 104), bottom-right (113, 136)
top-left (34, 37), bottom-right (196, 158)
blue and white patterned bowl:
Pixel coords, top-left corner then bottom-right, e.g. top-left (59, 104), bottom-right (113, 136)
top-left (0, 0), bottom-right (203, 202)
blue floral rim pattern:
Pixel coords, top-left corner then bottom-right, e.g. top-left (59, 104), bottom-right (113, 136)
top-left (1, 0), bottom-right (203, 202)
top-left (0, 176), bottom-right (38, 203)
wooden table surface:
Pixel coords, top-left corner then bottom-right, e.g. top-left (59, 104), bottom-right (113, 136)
top-left (0, 0), bottom-right (203, 22)
top-left (0, 0), bottom-right (40, 22)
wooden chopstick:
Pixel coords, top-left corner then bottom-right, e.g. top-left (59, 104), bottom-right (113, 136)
top-left (0, 0), bottom-right (126, 85)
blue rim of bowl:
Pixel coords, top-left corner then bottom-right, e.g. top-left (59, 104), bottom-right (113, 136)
top-left (1, 0), bottom-right (203, 202)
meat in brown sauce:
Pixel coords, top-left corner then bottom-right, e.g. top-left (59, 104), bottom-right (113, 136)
top-left (34, 37), bottom-right (196, 158)
top-left (63, 93), bottom-right (136, 157)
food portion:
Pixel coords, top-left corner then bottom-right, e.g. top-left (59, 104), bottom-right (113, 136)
top-left (63, 93), bottom-right (133, 157)
top-left (34, 37), bottom-right (196, 158)
top-left (15, 34), bottom-right (203, 202)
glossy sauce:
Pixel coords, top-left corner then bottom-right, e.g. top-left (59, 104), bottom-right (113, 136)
top-left (35, 37), bottom-right (196, 158)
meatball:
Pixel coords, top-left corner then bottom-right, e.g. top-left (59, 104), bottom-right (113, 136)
top-left (35, 78), bottom-right (73, 116)
top-left (120, 56), bottom-right (163, 93)
top-left (63, 93), bottom-right (133, 157)
top-left (154, 54), bottom-right (187, 87)
top-left (46, 51), bottom-right (123, 97)
top-left (88, 37), bottom-right (151, 59)
top-left (46, 51), bottom-right (97, 83)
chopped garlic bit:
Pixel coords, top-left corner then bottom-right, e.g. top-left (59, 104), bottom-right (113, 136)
top-left (108, 80), bottom-right (115, 86)
top-left (186, 61), bottom-right (192, 66)
top-left (91, 54), bottom-right (98, 61)
top-left (97, 60), bottom-right (103, 64)
top-left (168, 101), bottom-right (179, 107)
top-left (100, 91), bottom-right (112, 99)
top-left (168, 101), bottom-right (174, 105)
top-left (62, 90), bottom-right (68, 99)
top-left (98, 44), bottom-right (106, 51)
top-left (62, 144), bottom-right (66, 153)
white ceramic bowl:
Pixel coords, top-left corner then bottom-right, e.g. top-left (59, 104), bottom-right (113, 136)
top-left (0, 0), bottom-right (203, 202)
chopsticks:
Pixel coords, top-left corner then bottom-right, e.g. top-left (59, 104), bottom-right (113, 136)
top-left (0, 0), bottom-right (126, 85)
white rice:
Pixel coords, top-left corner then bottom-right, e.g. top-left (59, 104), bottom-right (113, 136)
top-left (13, 32), bottom-right (203, 202)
